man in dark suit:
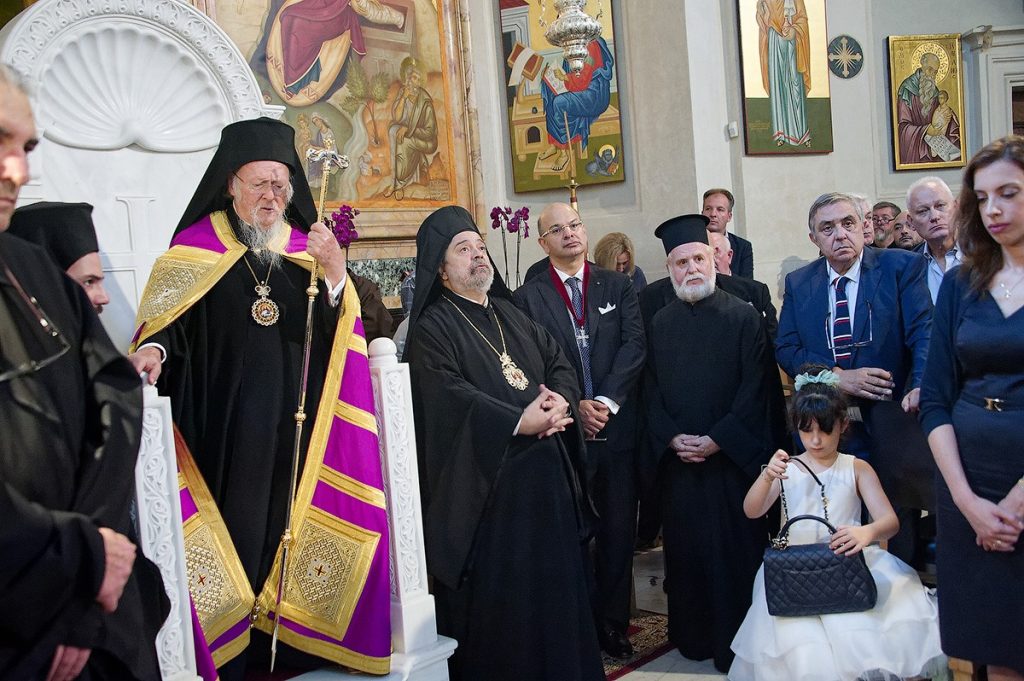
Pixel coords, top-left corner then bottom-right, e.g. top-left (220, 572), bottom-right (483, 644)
top-left (513, 202), bottom-right (645, 659)
top-left (702, 188), bottom-right (753, 279)
top-left (776, 191), bottom-right (932, 456)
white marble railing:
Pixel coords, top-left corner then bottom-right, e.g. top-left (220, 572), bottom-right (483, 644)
top-left (368, 338), bottom-right (457, 681)
top-left (134, 341), bottom-right (456, 681)
top-left (136, 385), bottom-right (201, 681)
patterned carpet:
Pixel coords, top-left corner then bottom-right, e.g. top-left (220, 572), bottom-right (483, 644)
top-left (243, 613), bottom-right (672, 680)
top-left (604, 613), bottom-right (673, 680)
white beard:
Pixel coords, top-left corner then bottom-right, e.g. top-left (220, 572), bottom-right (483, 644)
top-left (239, 215), bottom-right (284, 269)
top-left (674, 272), bottom-right (716, 303)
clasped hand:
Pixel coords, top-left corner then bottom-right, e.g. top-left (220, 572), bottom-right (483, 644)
top-left (49, 529), bottom-right (138, 681)
top-left (835, 366), bottom-right (894, 401)
top-left (965, 491), bottom-right (1024, 553)
top-left (519, 384), bottom-right (574, 438)
top-left (670, 433), bottom-right (720, 462)
top-left (579, 399), bottom-right (610, 439)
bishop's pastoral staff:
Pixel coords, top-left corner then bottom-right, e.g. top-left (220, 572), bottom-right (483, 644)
top-left (128, 117), bottom-right (390, 680)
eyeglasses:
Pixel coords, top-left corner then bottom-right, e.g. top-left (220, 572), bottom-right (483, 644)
top-left (539, 219), bottom-right (584, 239)
top-left (825, 303), bottom-right (873, 352)
top-left (816, 218), bottom-right (860, 237)
top-left (871, 215), bottom-right (895, 226)
top-left (0, 260), bottom-right (71, 385)
top-left (232, 173), bottom-right (290, 198)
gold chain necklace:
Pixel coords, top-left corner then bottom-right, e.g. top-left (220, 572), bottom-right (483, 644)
top-left (242, 253), bottom-right (280, 326)
top-left (443, 295), bottom-right (529, 391)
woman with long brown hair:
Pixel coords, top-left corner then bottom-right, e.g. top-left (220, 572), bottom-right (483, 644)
top-left (919, 135), bottom-right (1024, 680)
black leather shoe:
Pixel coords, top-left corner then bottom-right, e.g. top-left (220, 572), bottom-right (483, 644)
top-left (598, 626), bottom-right (634, 659)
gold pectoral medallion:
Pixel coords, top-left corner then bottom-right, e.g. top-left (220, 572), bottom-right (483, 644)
top-left (441, 295), bottom-right (529, 391)
top-left (252, 283), bottom-right (280, 326)
top-left (500, 352), bottom-right (529, 391)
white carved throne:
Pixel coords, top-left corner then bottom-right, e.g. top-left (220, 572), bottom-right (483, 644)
top-left (0, 0), bottom-right (281, 351)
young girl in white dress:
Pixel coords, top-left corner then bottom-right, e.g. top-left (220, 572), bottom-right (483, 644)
top-left (729, 367), bottom-right (945, 681)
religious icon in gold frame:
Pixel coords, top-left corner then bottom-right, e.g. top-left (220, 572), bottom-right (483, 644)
top-left (497, 0), bottom-right (625, 193)
top-left (887, 33), bottom-right (966, 171)
top-left (736, 0), bottom-right (834, 155)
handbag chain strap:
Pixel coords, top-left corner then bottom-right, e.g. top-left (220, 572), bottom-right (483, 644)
top-left (775, 457), bottom-right (831, 548)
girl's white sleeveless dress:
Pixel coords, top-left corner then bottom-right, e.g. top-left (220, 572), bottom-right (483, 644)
top-left (729, 453), bottom-right (945, 681)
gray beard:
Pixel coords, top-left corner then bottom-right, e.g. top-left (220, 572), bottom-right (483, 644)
top-left (674, 272), bottom-right (716, 303)
top-left (238, 215), bottom-right (284, 269)
top-left (465, 266), bottom-right (494, 294)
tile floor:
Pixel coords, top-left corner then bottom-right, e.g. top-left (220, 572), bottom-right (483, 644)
top-left (621, 547), bottom-right (725, 680)
top-left (294, 547), bottom-right (725, 680)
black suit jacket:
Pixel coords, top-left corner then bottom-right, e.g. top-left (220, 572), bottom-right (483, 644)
top-left (514, 263), bottom-right (646, 451)
top-left (728, 232), bottom-right (754, 279)
top-left (524, 256), bottom-right (550, 283)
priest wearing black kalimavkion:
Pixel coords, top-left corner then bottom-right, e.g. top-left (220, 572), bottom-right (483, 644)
top-left (642, 215), bottom-right (777, 673)
top-left (0, 65), bottom-right (168, 681)
top-left (403, 205), bottom-right (605, 681)
top-left (7, 201), bottom-right (111, 314)
top-left (128, 117), bottom-right (391, 679)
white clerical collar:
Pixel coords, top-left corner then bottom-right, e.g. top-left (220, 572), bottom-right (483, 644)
top-left (552, 262), bottom-right (586, 283)
top-left (827, 254), bottom-right (862, 286)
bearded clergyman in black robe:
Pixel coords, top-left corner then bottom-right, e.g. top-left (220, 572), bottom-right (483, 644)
top-left (0, 69), bottom-right (167, 680)
top-left (404, 205), bottom-right (605, 681)
top-left (0, 233), bottom-right (169, 681)
top-left (128, 118), bottom-right (391, 678)
top-left (643, 215), bottom-right (777, 673)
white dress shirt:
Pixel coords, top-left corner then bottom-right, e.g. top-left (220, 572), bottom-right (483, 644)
top-left (827, 255), bottom-right (862, 351)
top-left (551, 263), bottom-right (619, 414)
top-left (922, 244), bottom-right (962, 304)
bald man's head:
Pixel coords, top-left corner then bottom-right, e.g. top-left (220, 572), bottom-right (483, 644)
top-left (707, 231), bottom-right (733, 275)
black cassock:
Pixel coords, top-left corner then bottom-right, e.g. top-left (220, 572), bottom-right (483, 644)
top-left (0, 233), bottom-right (167, 680)
top-left (407, 293), bottom-right (605, 681)
top-left (147, 215), bottom-right (338, 595)
top-left (148, 218), bottom-right (342, 677)
top-left (644, 289), bottom-right (775, 673)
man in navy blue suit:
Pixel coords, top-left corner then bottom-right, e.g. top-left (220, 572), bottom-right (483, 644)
top-left (776, 191), bottom-right (932, 456)
top-left (513, 202), bottom-right (645, 659)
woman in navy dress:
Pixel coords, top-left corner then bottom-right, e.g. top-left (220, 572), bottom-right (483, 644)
top-left (920, 136), bottom-right (1024, 680)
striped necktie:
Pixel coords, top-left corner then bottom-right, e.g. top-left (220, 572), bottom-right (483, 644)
top-left (832, 275), bottom-right (853, 368)
top-left (566, 276), bottom-right (594, 399)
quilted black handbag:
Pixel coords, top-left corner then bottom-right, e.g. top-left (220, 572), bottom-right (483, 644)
top-left (762, 458), bottom-right (877, 617)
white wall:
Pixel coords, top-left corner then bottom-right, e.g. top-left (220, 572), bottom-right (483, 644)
top-left (466, 0), bottom-right (1024, 299)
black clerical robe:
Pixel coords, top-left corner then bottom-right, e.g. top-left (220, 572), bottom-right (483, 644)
top-left (0, 233), bottom-right (166, 680)
top-left (145, 220), bottom-right (337, 594)
top-left (644, 289), bottom-right (773, 672)
top-left (407, 294), bottom-right (605, 681)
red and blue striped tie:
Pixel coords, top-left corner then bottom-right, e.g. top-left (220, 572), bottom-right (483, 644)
top-left (832, 275), bottom-right (853, 368)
